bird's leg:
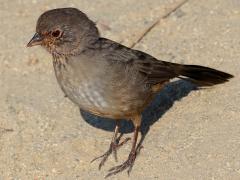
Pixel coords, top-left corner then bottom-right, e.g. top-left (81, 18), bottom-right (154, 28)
top-left (91, 121), bottom-right (130, 170)
top-left (106, 115), bottom-right (143, 178)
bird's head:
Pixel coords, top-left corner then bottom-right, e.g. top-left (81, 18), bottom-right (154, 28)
top-left (27, 8), bottom-right (99, 56)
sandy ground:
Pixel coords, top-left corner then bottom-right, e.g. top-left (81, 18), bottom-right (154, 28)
top-left (0, 0), bottom-right (239, 179)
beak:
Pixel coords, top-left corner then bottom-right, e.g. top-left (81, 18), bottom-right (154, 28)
top-left (27, 33), bottom-right (43, 47)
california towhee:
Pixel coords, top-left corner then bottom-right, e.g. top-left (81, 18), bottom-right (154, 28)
top-left (27, 8), bottom-right (233, 177)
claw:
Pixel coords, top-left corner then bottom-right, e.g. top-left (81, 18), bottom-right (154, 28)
top-left (91, 137), bottom-right (131, 170)
top-left (105, 152), bottom-right (137, 178)
top-left (105, 140), bottom-right (143, 178)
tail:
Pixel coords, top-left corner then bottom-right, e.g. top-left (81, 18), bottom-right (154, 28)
top-left (175, 64), bottom-right (233, 86)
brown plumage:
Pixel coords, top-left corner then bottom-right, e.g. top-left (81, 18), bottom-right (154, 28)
top-left (27, 8), bottom-right (233, 177)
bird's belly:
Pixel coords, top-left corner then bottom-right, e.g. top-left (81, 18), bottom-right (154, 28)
top-left (58, 76), bottom-right (149, 118)
top-left (66, 81), bottom-right (110, 112)
top-left (54, 61), bottom-right (151, 118)
top-left (57, 76), bottom-right (123, 118)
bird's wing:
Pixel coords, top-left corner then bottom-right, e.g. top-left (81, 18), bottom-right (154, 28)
top-left (97, 38), bottom-right (177, 85)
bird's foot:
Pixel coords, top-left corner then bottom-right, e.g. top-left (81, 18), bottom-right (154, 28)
top-left (91, 137), bottom-right (131, 170)
top-left (105, 145), bottom-right (143, 178)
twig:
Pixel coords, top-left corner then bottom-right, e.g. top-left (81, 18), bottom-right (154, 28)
top-left (129, 0), bottom-right (189, 48)
top-left (0, 127), bottom-right (14, 133)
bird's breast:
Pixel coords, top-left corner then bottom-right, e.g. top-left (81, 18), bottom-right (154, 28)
top-left (54, 60), bottom-right (108, 106)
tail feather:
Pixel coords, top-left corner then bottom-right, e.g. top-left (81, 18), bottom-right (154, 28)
top-left (176, 65), bottom-right (233, 86)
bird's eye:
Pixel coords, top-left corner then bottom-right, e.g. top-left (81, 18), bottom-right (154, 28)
top-left (51, 30), bottom-right (62, 38)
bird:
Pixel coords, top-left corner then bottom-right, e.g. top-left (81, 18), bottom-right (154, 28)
top-left (27, 7), bottom-right (233, 177)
